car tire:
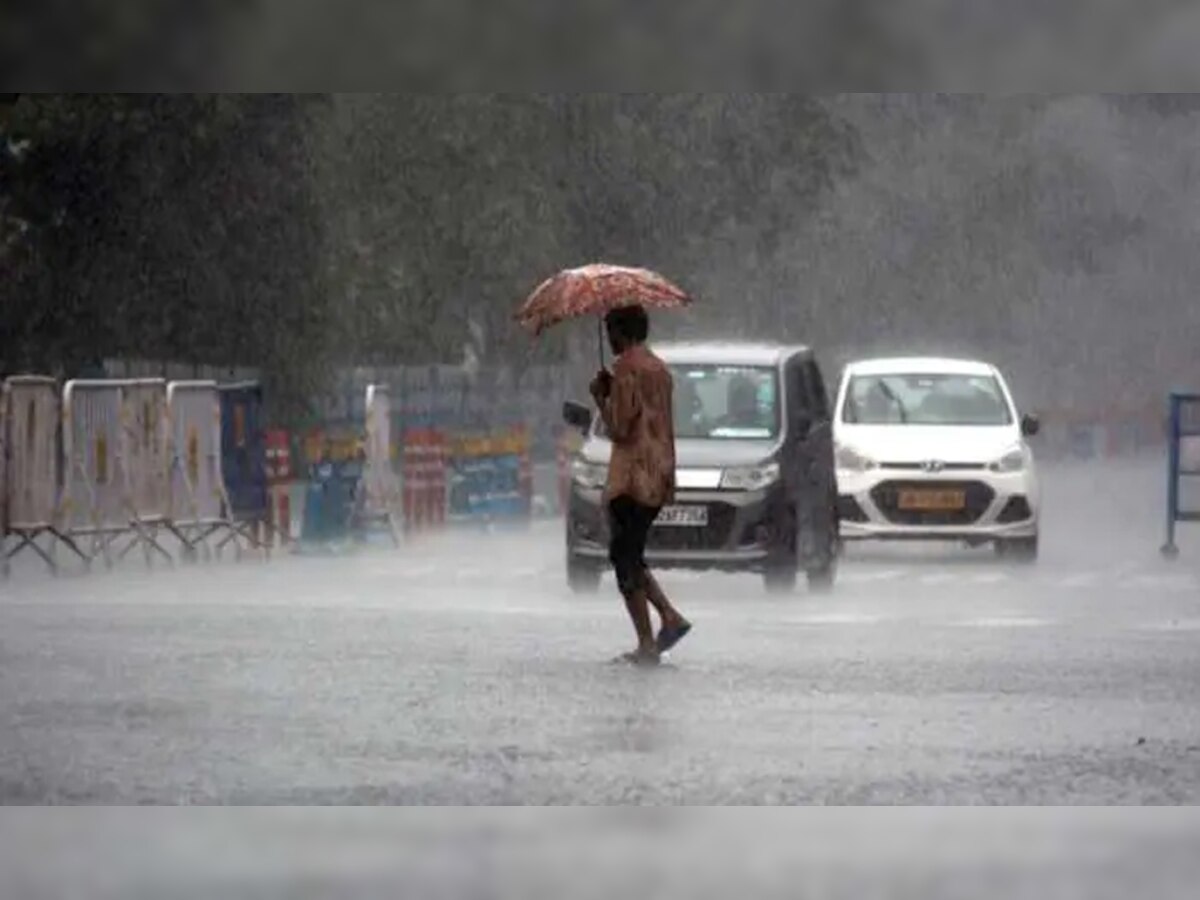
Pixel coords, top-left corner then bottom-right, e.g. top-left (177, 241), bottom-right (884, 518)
top-left (995, 536), bottom-right (1038, 563)
top-left (567, 556), bottom-right (602, 594)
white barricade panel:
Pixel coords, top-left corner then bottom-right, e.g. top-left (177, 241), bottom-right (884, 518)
top-left (61, 380), bottom-right (129, 535)
top-left (363, 384), bottom-right (401, 542)
top-left (3, 377), bottom-right (59, 530)
top-left (123, 379), bottom-right (170, 521)
top-left (366, 385), bottom-right (397, 504)
top-left (167, 381), bottom-right (225, 525)
top-left (366, 385), bottom-right (392, 465)
top-left (1182, 435), bottom-right (1200, 476)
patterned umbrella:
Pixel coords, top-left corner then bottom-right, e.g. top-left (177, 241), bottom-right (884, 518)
top-left (515, 263), bottom-right (694, 338)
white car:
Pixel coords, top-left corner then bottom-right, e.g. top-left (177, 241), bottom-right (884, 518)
top-left (833, 357), bottom-right (1040, 559)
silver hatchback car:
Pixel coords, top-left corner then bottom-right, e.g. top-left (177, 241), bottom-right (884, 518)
top-left (563, 342), bottom-right (839, 594)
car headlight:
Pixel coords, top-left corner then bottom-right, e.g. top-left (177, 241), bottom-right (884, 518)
top-left (720, 461), bottom-right (781, 491)
top-left (571, 458), bottom-right (608, 489)
top-left (835, 443), bottom-right (877, 473)
top-left (989, 446), bottom-right (1026, 473)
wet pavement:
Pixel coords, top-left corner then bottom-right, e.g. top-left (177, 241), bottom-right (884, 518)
top-left (2, 459), bottom-right (1200, 805)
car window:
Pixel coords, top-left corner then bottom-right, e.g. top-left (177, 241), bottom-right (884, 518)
top-left (842, 373), bottom-right (1013, 426)
top-left (594, 364), bottom-right (780, 440)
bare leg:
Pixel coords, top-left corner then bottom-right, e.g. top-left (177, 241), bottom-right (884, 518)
top-left (609, 498), bottom-right (661, 664)
top-left (644, 569), bottom-right (688, 630)
top-left (620, 583), bottom-right (658, 659)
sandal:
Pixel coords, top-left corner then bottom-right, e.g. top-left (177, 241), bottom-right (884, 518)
top-left (656, 622), bottom-right (692, 653)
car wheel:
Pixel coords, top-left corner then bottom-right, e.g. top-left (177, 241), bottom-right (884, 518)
top-left (763, 564), bottom-right (798, 594)
top-left (567, 556), bottom-right (602, 594)
top-left (995, 536), bottom-right (1038, 563)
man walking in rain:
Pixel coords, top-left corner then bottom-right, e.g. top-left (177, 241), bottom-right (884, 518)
top-left (590, 305), bottom-right (692, 666)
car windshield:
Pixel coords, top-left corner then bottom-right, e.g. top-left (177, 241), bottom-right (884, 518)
top-left (842, 373), bottom-right (1013, 426)
top-left (594, 364), bottom-right (780, 440)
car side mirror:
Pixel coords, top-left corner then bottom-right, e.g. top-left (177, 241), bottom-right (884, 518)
top-left (563, 400), bottom-right (593, 432)
top-left (1021, 413), bottom-right (1040, 437)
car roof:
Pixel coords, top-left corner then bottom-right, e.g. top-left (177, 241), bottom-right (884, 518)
top-left (651, 341), bottom-right (810, 367)
top-left (843, 356), bottom-right (999, 377)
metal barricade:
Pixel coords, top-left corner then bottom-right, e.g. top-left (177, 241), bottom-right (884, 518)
top-left (490, 428), bottom-right (527, 520)
top-left (1, 376), bottom-right (87, 575)
top-left (430, 430), bottom-right (447, 528)
top-left (446, 428), bottom-right (527, 527)
top-left (166, 380), bottom-right (245, 559)
top-left (446, 434), bottom-right (482, 525)
top-left (264, 428), bottom-right (294, 544)
top-left (517, 425), bottom-right (533, 518)
top-left (122, 378), bottom-right (178, 560)
top-left (1162, 392), bottom-right (1200, 558)
top-left (360, 384), bottom-right (402, 544)
top-left (401, 427), bottom-right (447, 534)
top-left (61, 378), bottom-right (178, 566)
top-left (62, 380), bottom-right (132, 566)
top-left (401, 429), bottom-right (419, 533)
top-left (218, 381), bottom-right (270, 553)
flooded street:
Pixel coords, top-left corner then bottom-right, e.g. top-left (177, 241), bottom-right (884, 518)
top-left (3, 458), bottom-right (1198, 805)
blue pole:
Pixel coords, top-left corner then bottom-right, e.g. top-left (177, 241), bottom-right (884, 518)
top-left (1163, 393), bottom-right (1181, 558)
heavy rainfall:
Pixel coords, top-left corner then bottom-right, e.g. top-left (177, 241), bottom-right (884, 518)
top-left (3, 93), bottom-right (1200, 835)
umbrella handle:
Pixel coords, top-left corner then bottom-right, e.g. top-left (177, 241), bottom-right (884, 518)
top-left (597, 316), bottom-right (605, 368)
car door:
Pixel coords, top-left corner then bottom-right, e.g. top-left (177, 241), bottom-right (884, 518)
top-left (782, 356), bottom-right (815, 558)
top-left (802, 359), bottom-right (834, 494)
top-left (785, 355), bottom-right (836, 565)
top-left (803, 359), bottom-right (838, 555)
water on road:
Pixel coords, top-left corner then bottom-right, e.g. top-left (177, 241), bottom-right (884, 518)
top-left (2, 459), bottom-right (1199, 805)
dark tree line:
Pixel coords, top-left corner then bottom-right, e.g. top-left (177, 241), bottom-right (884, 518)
top-left (0, 94), bottom-right (330, 413)
top-left (1, 94), bottom-right (856, 417)
top-left (5, 92), bottom-right (1198, 422)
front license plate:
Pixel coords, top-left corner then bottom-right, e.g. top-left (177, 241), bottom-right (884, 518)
top-left (898, 489), bottom-right (966, 511)
top-left (656, 505), bottom-right (709, 527)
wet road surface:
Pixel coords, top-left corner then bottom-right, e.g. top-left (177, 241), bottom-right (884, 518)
top-left (2, 460), bottom-right (1200, 805)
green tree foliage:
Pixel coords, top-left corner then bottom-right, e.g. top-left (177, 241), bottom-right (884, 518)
top-left (324, 94), bottom-right (856, 365)
top-left (1, 93), bottom-right (331, 413)
top-left (1, 94), bottom-right (856, 416)
top-left (319, 95), bottom-right (579, 370)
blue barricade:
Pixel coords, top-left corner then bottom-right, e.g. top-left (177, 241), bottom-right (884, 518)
top-left (485, 454), bottom-right (524, 518)
top-left (299, 455), bottom-right (366, 546)
top-left (1162, 392), bottom-right (1200, 557)
top-left (1066, 424), bottom-right (1097, 460)
top-left (447, 447), bottom-right (526, 524)
top-left (219, 382), bottom-right (269, 521)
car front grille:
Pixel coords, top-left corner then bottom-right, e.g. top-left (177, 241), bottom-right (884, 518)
top-left (837, 495), bottom-right (869, 523)
top-left (648, 502), bottom-right (736, 551)
top-left (870, 480), bottom-right (995, 526)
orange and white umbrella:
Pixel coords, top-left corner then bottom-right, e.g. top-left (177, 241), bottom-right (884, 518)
top-left (516, 262), bottom-right (693, 334)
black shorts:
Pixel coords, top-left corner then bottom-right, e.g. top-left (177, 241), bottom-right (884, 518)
top-left (608, 496), bottom-right (660, 594)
